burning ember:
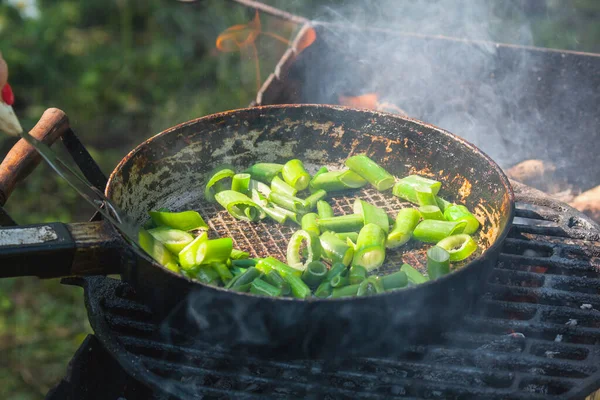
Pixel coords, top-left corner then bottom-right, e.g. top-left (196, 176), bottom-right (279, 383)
top-left (216, 10), bottom-right (316, 91)
top-left (338, 93), bottom-right (408, 116)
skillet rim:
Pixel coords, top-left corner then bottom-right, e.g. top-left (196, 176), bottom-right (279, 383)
top-left (106, 103), bottom-right (516, 303)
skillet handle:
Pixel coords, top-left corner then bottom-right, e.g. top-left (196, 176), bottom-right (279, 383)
top-left (0, 221), bottom-right (125, 278)
top-left (0, 108), bottom-right (70, 206)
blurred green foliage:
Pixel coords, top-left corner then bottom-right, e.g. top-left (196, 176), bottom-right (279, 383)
top-left (1, 1), bottom-right (599, 399)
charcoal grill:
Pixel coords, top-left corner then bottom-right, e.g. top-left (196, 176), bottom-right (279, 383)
top-left (43, 181), bottom-right (600, 399)
top-left (3, 1), bottom-right (600, 398)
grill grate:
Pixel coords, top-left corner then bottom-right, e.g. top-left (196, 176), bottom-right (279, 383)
top-left (72, 182), bottom-right (600, 399)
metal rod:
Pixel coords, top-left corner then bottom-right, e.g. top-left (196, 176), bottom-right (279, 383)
top-left (230, 0), bottom-right (309, 25)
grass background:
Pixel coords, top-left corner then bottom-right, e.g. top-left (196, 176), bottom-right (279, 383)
top-left (1, 0), bottom-right (599, 398)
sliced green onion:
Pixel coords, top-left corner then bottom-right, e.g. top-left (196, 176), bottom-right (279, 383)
top-left (443, 205), bottom-right (480, 235)
top-left (387, 208), bottom-right (420, 249)
top-left (212, 262), bottom-right (234, 284)
top-left (248, 179), bottom-right (272, 196)
top-left (301, 261), bottom-right (328, 288)
top-left (427, 246), bottom-right (450, 279)
top-left (227, 267), bottom-right (261, 292)
top-left (204, 165), bottom-right (235, 202)
top-left (304, 189), bottom-right (327, 211)
top-left (436, 196), bottom-right (453, 212)
top-left (413, 220), bottom-right (467, 243)
top-left (418, 205), bottom-right (444, 220)
top-left (286, 230), bottom-right (322, 271)
top-left (250, 278), bottom-right (282, 297)
top-left (400, 263), bottom-right (429, 285)
top-left (231, 266), bottom-right (248, 276)
top-left (232, 259), bottom-right (257, 268)
top-left (139, 229), bottom-right (178, 271)
top-left (353, 199), bottom-right (390, 233)
top-left (335, 232), bottom-right (359, 242)
top-left (381, 271), bottom-right (408, 291)
top-left (178, 232), bottom-right (208, 270)
top-left (268, 192), bottom-right (308, 213)
top-left (257, 257), bottom-right (311, 299)
top-left (327, 262), bottom-right (348, 280)
top-left (193, 265), bottom-right (220, 284)
top-left (319, 231), bottom-right (354, 266)
top-left (318, 214), bottom-right (364, 232)
top-left (367, 276), bottom-right (385, 294)
top-left (317, 200), bottom-right (334, 218)
top-left (345, 155), bottom-right (395, 191)
top-left (231, 173), bottom-right (251, 195)
top-left (436, 234), bottom-right (478, 261)
top-left (416, 186), bottom-right (437, 206)
top-left (314, 281), bottom-right (333, 298)
top-left (282, 159), bottom-right (311, 191)
top-left (352, 223), bottom-right (386, 271)
top-left (331, 284), bottom-right (360, 298)
top-left (149, 210), bottom-right (208, 231)
top-left (313, 166), bottom-right (328, 179)
top-left (330, 274), bottom-right (349, 288)
top-left (265, 204), bottom-right (299, 225)
top-left (392, 175), bottom-right (441, 204)
top-left (215, 190), bottom-right (263, 222)
top-left (243, 163), bottom-right (283, 184)
top-left (301, 213), bottom-right (320, 236)
top-left (271, 175), bottom-right (298, 197)
top-left (338, 170), bottom-right (369, 188)
top-left (196, 237), bottom-right (233, 265)
top-left (356, 279), bottom-right (374, 296)
top-left (264, 270), bottom-right (291, 296)
top-left (148, 227), bottom-right (194, 254)
top-left (230, 249), bottom-right (250, 260)
top-left (349, 265), bottom-right (367, 284)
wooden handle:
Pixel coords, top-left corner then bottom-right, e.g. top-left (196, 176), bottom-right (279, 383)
top-left (0, 108), bottom-right (70, 206)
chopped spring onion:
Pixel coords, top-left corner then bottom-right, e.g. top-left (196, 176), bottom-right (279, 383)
top-left (138, 229), bottom-right (179, 272)
top-left (204, 165), bottom-right (235, 202)
top-left (338, 170), bottom-right (369, 188)
top-left (415, 186), bottom-right (437, 206)
top-left (227, 267), bottom-right (261, 292)
top-left (319, 231), bottom-right (354, 266)
top-left (257, 257), bottom-right (311, 299)
top-left (436, 234), bottom-right (478, 261)
top-left (314, 281), bottom-right (333, 298)
top-left (271, 175), bottom-right (298, 197)
top-left (248, 179), bottom-right (272, 196)
top-left (212, 262), bottom-right (234, 284)
top-left (178, 232), bottom-right (208, 270)
top-left (392, 175), bottom-right (441, 204)
top-left (232, 259), bottom-right (256, 268)
top-left (149, 210), bottom-right (208, 231)
top-left (335, 232), bottom-right (359, 242)
top-left (436, 196), bottom-right (453, 212)
top-left (345, 155), bottom-right (395, 191)
top-left (381, 271), bottom-right (408, 291)
top-left (231, 173), bottom-right (251, 195)
top-left (443, 205), bottom-right (480, 235)
top-left (196, 237), bottom-right (233, 265)
top-left (286, 230), bottom-right (322, 271)
top-left (243, 163), bottom-right (283, 184)
top-left (327, 262), bottom-right (348, 281)
top-left (301, 213), bottom-right (320, 236)
top-left (331, 284), bottom-right (360, 298)
top-left (413, 219), bottom-right (467, 243)
top-left (352, 223), bottom-right (387, 271)
top-left (230, 249), bottom-right (250, 260)
top-left (215, 190), bottom-right (263, 222)
top-left (148, 227), bottom-right (194, 254)
top-left (427, 246), bottom-right (450, 279)
top-left (250, 278), bottom-right (282, 297)
top-left (264, 270), bottom-right (291, 296)
top-left (349, 265), bottom-right (367, 284)
top-left (301, 261), bottom-right (328, 288)
top-left (353, 199), bottom-right (390, 233)
top-left (268, 192), bottom-right (309, 214)
top-left (367, 276), bottom-right (385, 294)
top-left (318, 214), bottom-right (364, 232)
top-left (387, 208), bottom-right (420, 249)
top-left (400, 263), bottom-right (429, 285)
top-left (330, 274), bottom-right (349, 288)
top-left (317, 200), bottom-right (334, 218)
top-left (309, 170), bottom-right (367, 192)
top-left (282, 159), bottom-right (311, 191)
top-left (193, 265), bottom-right (220, 284)
top-left (418, 205), bottom-right (445, 220)
top-left (304, 189), bottom-right (327, 211)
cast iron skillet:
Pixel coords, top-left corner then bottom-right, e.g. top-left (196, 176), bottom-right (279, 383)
top-left (0, 105), bottom-right (514, 359)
